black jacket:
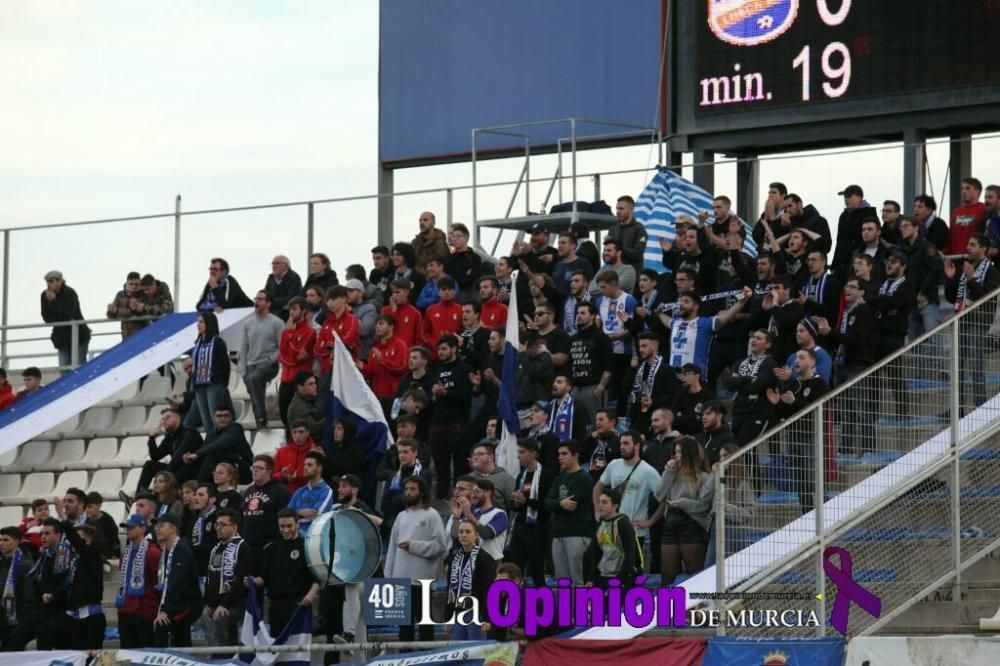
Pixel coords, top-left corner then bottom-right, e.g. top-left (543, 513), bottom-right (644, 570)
top-left (607, 219), bottom-right (648, 271)
top-left (625, 358), bottom-right (678, 434)
top-left (205, 538), bottom-right (252, 610)
top-left (833, 205), bottom-right (879, 277)
top-left (265, 270), bottom-right (304, 320)
top-left (445, 548), bottom-right (496, 617)
top-left (198, 423), bottom-right (253, 472)
top-left (458, 325), bottom-right (490, 370)
top-left (444, 249), bottom-right (483, 292)
top-left (751, 300), bottom-right (804, 365)
top-left (922, 215), bottom-right (950, 253)
top-left (697, 426), bottom-right (736, 465)
top-left (774, 374), bottom-right (830, 443)
top-left (515, 350), bottom-right (553, 408)
top-left (791, 204), bottom-right (832, 250)
top-left (868, 277), bottom-right (916, 341)
top-left (158, 538), bottom-right (203, 617)
top-left (723, 354), bottom-right (778, 421)
top-left (148, 427), bottom-right (204, 475)
top-left (900, 237), bottom-right (944, 303)
top-left (945, 260), bottom-right (1000, 321)
top-left (671, 386), bottom-right (715, 435)
top-left (63, 522), bottom-right (103, 610)
top-left (196, 274), bottom-right (253, 311)
top-left (40, 284), bottom-right (91, 350)
top-left (430, 358), bottom-right (473, 425)
top-left (0, 550), bottom-right (39, 622)
top-left (827, 302), bottom-right (877, 368)
top-left (302, 269), bottom-right (339, 296)
top-left (510, 465), bottom-right (555, 530)
top-left (662, 248), bottom-right (718, 294)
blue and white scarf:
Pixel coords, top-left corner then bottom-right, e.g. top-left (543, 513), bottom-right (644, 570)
top-left (956, 259), bottom-right (991, 312)
top-left (562, 293), bottom-right (590, 335)
top-left (390, 459), bottom-right (422, 491)
top-left (548, 395), bottom-right (575, 442)
top-left (630, 354), bottom-right (663, 405)
top-left (835, 301), bottom-right (862, 366)
top-left (879, 276), bottom-right (906, 297)
top-left (193, 337), bottom-right (216, 385)
top-left (29, 535), bottom-right (76, 592)
top-left (513, 465), bottom-right (542, 527)
top-left (448, 545), bottom-right (481, 608)
top-left (803, 271), bottom-right (832, 306)
top-left (2, 549), bottom-right (23, 625)
top-left (216, 536), bottom-right (244, 595)
top-left (155, 542), bottom-right (173, 604)
top-left (116, 539), bottom-right (150, 608)
top-left (193, 506), bottom-right (216, 547)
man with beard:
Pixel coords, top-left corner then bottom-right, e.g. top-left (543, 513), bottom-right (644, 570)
top-left (412, 212), bottom-right (450, 275)
top-left (547, 373), bottom-right (588, 445)
top-left (478, 277), bottom-right (508, 329)
top-left (696, 401), bottom-right (735, 465)
top-left (507, 439), bottom-right (554, 586)
top-left (560, 270), bottom-right (592, 335)
top-left (946, 233), bottom-right (1000, 412)
top-left (241, 454), bottom-right (291, 573)
top-left (651, 290), bottom-right (747, 379)
top-left (385, 477), bottom-right (449, 646)
top-left (869, 252), bottom-right (915, 362)
top-left (238, 292), bottom-right (283, 428)
top-left (469, 443), bottom-right (517, 512)
top-left (202, 509), bottom-right (251, 650)
top-left (722, 330), bottom-right (778, 464)
top-left (608, 195), bottom-right (648, 273)
top-left (579, 408), bottom-right (617, 480)
top-left (671, 364), bottom-right (715, 436)
top-left (594, 430), bottom-right (661, 561)
top-left (773, 193), bottom-right (832, 249)
top-left (448, 478), bottom-right (508, 562)
top-left (255, 508), bottom-right (319, 637)
top-left (589, 238), bottom-right (636, 296)
top-left (190, 484), bottom-right (219, 581)
top-left (457, 302), bottom-right (490, 370)
top-left (627, 332), bottom-right (678, 435)
top-left (569, 302), bottom-right (612, 424)
top-left (380, 439), bottom-right (435, 537)
top-left (752, 276), bottom-right (804, 366)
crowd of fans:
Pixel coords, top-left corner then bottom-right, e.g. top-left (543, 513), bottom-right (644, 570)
top-left (1, 179), bottom-right (1000, 656)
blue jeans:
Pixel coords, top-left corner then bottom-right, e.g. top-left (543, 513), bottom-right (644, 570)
top-left (450, 622), bottom-right (483, 640)
top-left (907, 301), bottom-right (941, 340)
top-left (57, 341), bottom-right (90, 374)
top-left (190, 384), bottom-right (229, 436)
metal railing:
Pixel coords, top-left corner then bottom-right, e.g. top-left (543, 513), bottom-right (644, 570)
top-left (1, 315), bottom-right (160, 372)
top-left (713, 286), bottom-right (1000, 637)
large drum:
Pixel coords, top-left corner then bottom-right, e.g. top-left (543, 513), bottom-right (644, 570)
top-left (304, 509), bottom-right (382, 585)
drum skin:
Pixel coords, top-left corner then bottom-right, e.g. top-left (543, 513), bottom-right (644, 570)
top-left (304, 508), bottom-right (382, 584)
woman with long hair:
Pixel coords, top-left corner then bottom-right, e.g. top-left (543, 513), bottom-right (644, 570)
top-left (186, 312), bottom-right (231, 436)
top-left (639, 436), bottom-right (714, 584)
top-left (304, 285), bottom-right (327, 328)
top-left (326, 418), bottom-right (364, 481)
top-left (152, 471), bottom-right (184, 518)
top-left (212, 462), bottom-right (243, 511)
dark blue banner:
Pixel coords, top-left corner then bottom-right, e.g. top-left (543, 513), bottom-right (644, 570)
top-left (702, 637), bottom-right (844, 666)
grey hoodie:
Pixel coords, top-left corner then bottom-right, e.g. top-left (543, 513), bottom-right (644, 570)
top-left (385, 506), bottom-right (449, 582)
top-left (474, 466), bottom-right (517, 511)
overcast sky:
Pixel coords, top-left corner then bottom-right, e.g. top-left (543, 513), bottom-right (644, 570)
top-left (1, 2), bottom-right (997, 366)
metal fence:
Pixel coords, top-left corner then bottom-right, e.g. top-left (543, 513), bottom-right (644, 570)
top-left (713, 286), bottom-right (1000, 637)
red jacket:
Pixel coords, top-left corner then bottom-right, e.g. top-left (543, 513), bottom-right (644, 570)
top-left (273, 437), bottom-right (323, 493)
top-left (480, 300), bottom-right (508, 329)
top-left (423, 300), bottom-right (463, 357)
top-left (19, 516), bottom-right (43, 551)
top-left (0, 382), bottom-right (13, 410)
top-left (278, 319), bottom-right (316, 384)
top-left (315, 309), bottom-right (360, 373)
top-left (117, 539), bottom-right (162, 620)
top-left (382, 303), bottom-right (423, 349)
top-left (364, 335), bottom-right (410, 398)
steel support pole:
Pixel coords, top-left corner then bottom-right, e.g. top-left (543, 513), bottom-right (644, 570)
top-left (593, 173), bottom-right (601, 202)
top-left (471, 132), bottom-right (479, 246)
top-left (692, 149), bottom-right (716, 195)
top-left (715, 471), bottom-right (726, 637)
top-left (951, 320), bottom-right (962, 602)
top-left (307, 202), bottom-right (315, 260)
top-left (903, 128), bottom-right (927, 208)
top-left (949, 132), bottom-right (972, 211)
top-left (814, 407), bottom-right (827, 636)
top-left (446, 188), bottom-right (453, 226)
top-left (736, 156), bottom-right (759, 224)
top-left (378, 164), bottom-right (395, 249)
top-left (570, 119), bottom-right (578, 214)
top-left (1, 229), bottom-right (9, 366)
top-left (173, 195), bottom-right (181, 308)
top-left (524, 139), bottom-right (531, 216)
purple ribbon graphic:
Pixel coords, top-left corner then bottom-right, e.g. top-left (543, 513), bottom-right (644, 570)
top-left (823, 546), bottom-right (882, 635)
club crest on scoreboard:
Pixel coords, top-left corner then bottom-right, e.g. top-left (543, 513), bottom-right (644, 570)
top-left (708, 0), bottom-right (798, 47)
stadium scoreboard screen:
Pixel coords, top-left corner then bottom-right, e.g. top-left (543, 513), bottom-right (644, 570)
top-left (684, 0), bottom-right (1000, 132)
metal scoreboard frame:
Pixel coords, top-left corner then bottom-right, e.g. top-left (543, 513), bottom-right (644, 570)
top-left (666, 0), bottom-right (1000, 222)
top-left (670, 1), bottom-right (1000, 149)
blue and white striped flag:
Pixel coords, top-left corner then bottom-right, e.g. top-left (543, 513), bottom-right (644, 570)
top-left (635, 168), bottom-right (757, 271)
top-left (239, 583), bottom-right (312, 666)
top-left (495, 270), bottom-right (522, 475)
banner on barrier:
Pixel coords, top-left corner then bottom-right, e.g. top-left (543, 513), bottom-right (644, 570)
top-left (702, 637), bottom-right (845, 666)
top-left (117, 649), bottom-right (240, 665)
top-left (3, 651), bottom-right (88, 666)
top-left (524, 637), bottom-right (707, 666)
top-left (845, 635), bottom-right (1000, 666)
top-left (365, 641), bottom-right (519, 666)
